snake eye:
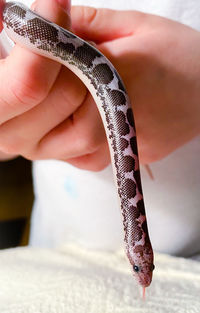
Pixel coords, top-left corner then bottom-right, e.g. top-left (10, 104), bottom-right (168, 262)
top-left (133, 265), bottom-right (140, 273)
top-left (150, 264), bottom-right (155, 271)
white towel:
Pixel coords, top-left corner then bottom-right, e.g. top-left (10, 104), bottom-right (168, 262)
top-left (0, 245), bottom-right (199, 312)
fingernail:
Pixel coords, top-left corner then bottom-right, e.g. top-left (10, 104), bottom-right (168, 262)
top-left (56, 0), bottom-right (71, 14)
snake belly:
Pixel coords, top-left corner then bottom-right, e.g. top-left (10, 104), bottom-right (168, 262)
top-left (2, 2), bottom-right (154, 287)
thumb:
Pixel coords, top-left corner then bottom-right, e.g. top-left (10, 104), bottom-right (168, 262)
top-left (0, 0), bottom-right (71, 123)
top-left (71, 6), bottom-right (144, 42)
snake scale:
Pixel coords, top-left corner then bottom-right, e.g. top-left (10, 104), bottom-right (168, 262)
top-left (2, 2), bottom-right (154, 288)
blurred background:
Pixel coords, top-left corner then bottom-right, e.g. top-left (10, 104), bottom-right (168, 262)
top-left (0, 158), bottom-right (33, 249)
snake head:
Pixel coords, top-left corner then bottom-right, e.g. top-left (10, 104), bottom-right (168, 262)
top-left (132, 261), bottom-right (155, 287)
top-left (127, 241), bottom-right (154, 287)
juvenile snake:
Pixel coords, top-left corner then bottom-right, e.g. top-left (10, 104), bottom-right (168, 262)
top-left (2, 2), bottom-right (154, 288)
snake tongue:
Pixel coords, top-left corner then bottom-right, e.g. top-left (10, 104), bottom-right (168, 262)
top-left (142, 287), bottom-right (146, 301)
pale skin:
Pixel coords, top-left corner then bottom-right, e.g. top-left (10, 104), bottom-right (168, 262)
top-left (0, 0), bottom-right (200, 170)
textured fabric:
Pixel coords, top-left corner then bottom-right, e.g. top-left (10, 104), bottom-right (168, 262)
top-left (0, 245), bottom-right (200, 313)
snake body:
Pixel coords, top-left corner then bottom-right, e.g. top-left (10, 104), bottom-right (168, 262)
top-left (3, 2), bottom-right (154, 287)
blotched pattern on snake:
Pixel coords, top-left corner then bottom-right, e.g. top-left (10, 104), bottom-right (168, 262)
top-left (3, 1), bottom-right (154, 287)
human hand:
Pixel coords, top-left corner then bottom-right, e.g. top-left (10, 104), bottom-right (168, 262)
top-left (71, 6), bottom-right (200, 164)
top-left (1, 3), bottom-right (200, 170)
top-left (0, 0), bottom-right (109, 170)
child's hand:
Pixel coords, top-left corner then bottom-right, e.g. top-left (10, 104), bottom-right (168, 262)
top-left (0, 0), bottom-right (109, 170)
top-left (71, 6), bottom-right (200, 165)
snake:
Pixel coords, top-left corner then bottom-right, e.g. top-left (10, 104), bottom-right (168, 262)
top-left (2, 1), bottom-right (155, 288)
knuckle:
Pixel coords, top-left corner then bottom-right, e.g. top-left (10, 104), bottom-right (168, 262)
top-left (0, 139), bottom-right (20, 155)
top-left (68, 157), bottom-right (108, 172)
top-left (90, 162), bottom-right (107, 172)
top-left (130, 10), bottom-right (147, 22)
top-left (78, 135), bottom-right (98, 154)
top-left (0, 135), bottom-right (29, 156)
top-left (81, 6), bottom-right (98, 25)
top-left (23, 150), bottom-right (38, 161)
top-left (8, 78), bottom-right (47, 109)
top-left (53, 91), bottom-right (76, 118)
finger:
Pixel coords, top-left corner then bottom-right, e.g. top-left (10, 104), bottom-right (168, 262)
top-left (0, 0), bottom-right (71, 123)
top-left (34, 0), bottom-right (71, 28)
top-left (71, 6), bottom-right (145, 42)
top-left (0, 65), bottom-right (86, 155)
top-left (66, 142), bottom-right (110, 172)
top-left (33, 95), bottom-right (107, 160)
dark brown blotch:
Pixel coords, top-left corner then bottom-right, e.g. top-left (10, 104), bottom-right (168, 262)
top-left (123, 205), bottom-right (141, 244)
top-left (134, 245), bottom-right (144, 256)
top-left (137, 199), bottom-right (145, 215)
top-left (115, 111), bottom-right (130, 136)
top-left (74, 43), bottom-right (101, 68)
top-left (113, 69), bottom-right (126, 92)
top-left (56, 42), bottom-right (75, 58)
top-left (127, 205), bottom-right (140, 220)
top-left (121, 178), bottom-right (136, 199)
top-left (114, 152), bottom-right (119, 164)
top-left (134, 170), bottom-right (142, 194)
top-left (118, 79), bottom-right (126, 92)
top-left (92, 63), bottom-right (114, 84)
top-left (106, 89), bottom-right (126, 106)
top-left (127, 108), bottom-right (135, 127)
top-left (8, 4), bottom-right (26, 19)
top-left (145, 234), bottom-right (151, 246)
top-left (130, 136), bottom-right (138, 155)
top-left (142, 220), bottom-right (148, 234)
top-left (118, 137), bottom-right (129, 150)
top-left (4, 4), bottom-right (26, 36)
top-left (27, 18), bottom-right (59, 44)
top-left (119, 155), bottom-right (135, 173)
